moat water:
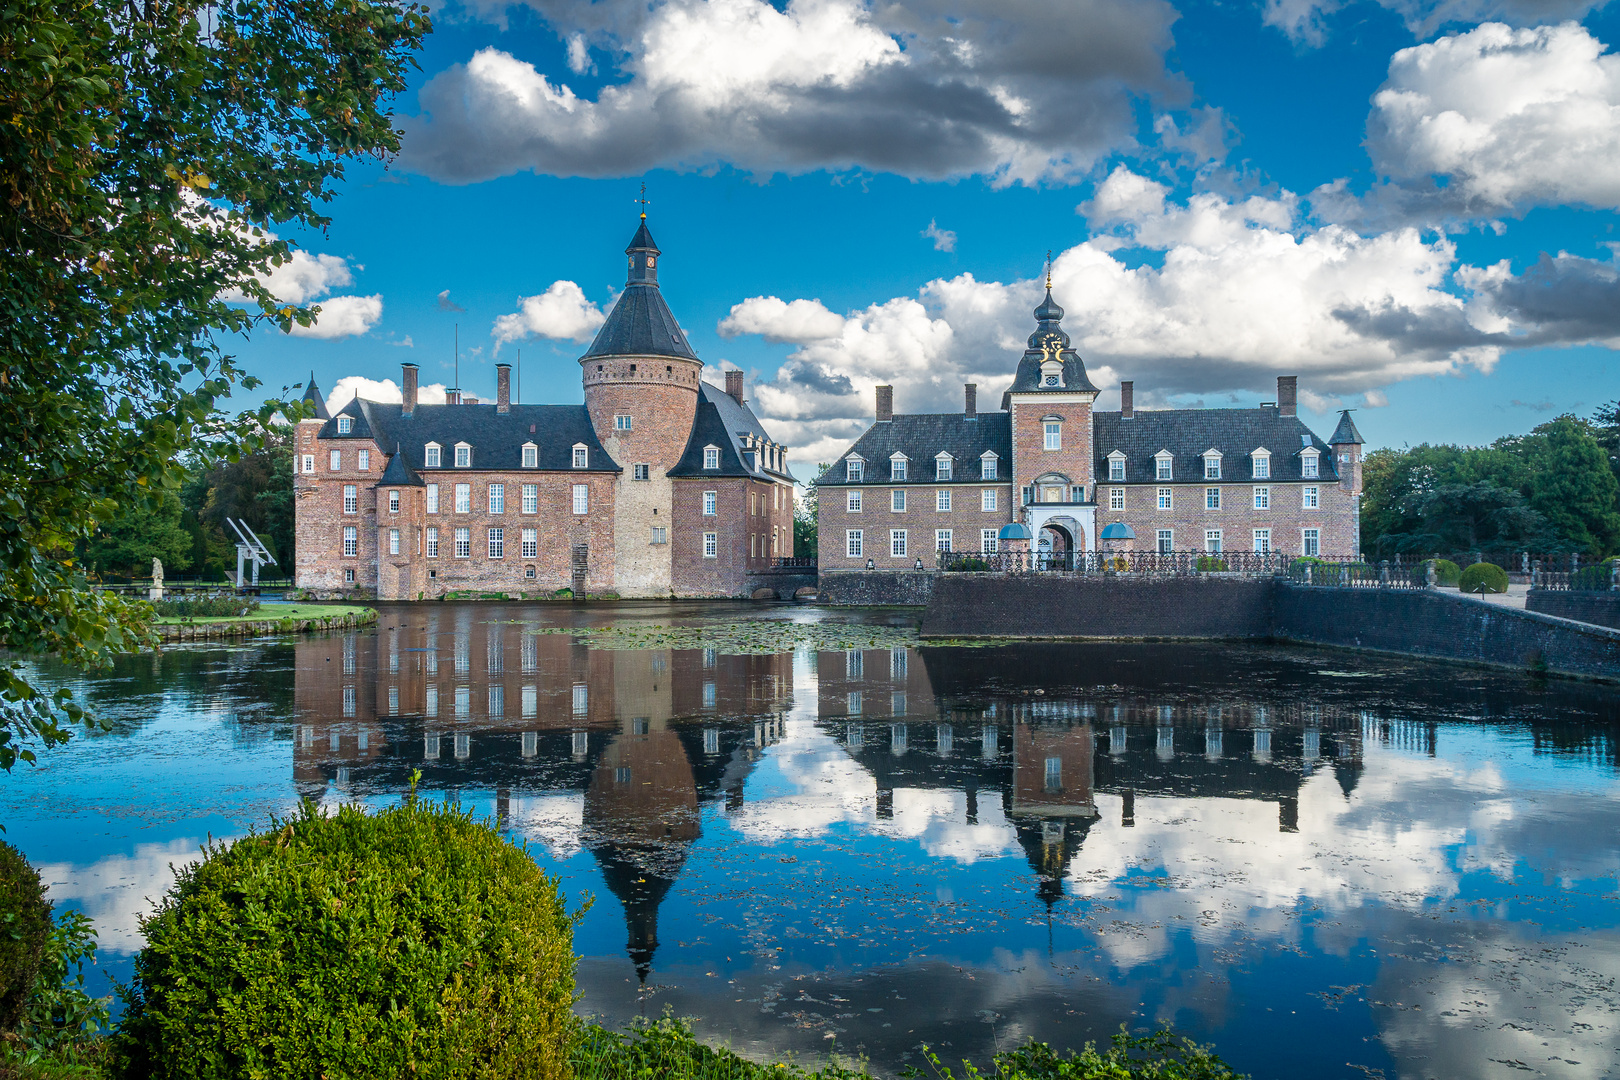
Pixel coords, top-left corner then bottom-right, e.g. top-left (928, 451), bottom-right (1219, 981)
top-left (5, 602), bottom-right (1619, 1080)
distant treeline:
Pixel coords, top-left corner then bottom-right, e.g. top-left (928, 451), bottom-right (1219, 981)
top-left (1362, 404), bottom-right (1620, 560)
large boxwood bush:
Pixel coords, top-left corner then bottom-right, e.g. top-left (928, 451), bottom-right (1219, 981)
top-left (113, 797), bottom-right (579, 1080)
top-left (1458, 562), bottom-right (1509, 594)
top-left (1423, 559), bottom-right (1461, 587)
top-left (0, 841), bottom-right (53, 1033)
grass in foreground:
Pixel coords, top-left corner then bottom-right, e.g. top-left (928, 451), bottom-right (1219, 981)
top-left (153, 603), bottom-right (373, 625)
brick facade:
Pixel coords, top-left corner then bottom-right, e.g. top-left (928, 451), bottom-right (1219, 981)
top-left (1097, 478), bottom-right (1358, 557)
top-left (818, 482), bottom-right (1016, 569)
top-left (670, 476), bottom-right (795, 596)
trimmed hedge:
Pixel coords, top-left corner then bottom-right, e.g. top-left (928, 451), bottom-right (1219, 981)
top-left (113, 798), bottom-right (579, 1080)
top-left (151, 595), bottom-right (260, 618)
top-left (1570, 558), bottom-right (1619, 590)
top-left (1424, 559), bottom-right (1461, 587)
top-left (0, 842), bottom-right (52, 1033)
top-left (1458, 562), bottom-right (1509, 595)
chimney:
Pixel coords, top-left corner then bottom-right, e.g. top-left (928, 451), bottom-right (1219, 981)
top-left (1277, 375), bottom-right (1297, 417)
top-left (402, 363), bottom-right (418, 416)
top-left (1120, 380), bottom-right (1134, 419)
top-left (964, 383), bottom-right (977, 419)
top-left (446, 389), bottom-right (462, 406)
top-left (725, 368), bottom-right (745, 406)
top-left (875, 385), bottom-right (893, 423)
top-left (496, 363), bottom-right (511, 413)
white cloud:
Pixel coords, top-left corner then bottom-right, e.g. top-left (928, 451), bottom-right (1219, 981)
top-left (565, 32), bottom-right (595, 74)
top-left (1366, 21), bottom-right (1620, 215)
top-left (36, 837), bottom-right (213, 953)
top-left (922, 219), bottom-right (957, 252)
top-left (399, 0), bottom-right (1180, 185)
top-left (326, 375), bottom-right (450, 412)
top-left (221, 242), bottom-right (383, 340)
top-left (493, 280), bottom-right (606, 347)
top-left (287, 294), bottom-right (384, 339)
top-left (257, 249), bottom-right (353, 304)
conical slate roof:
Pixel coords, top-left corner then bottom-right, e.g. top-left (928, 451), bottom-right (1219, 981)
top-left (581, 218), bottom-right (698, 361)
top-left (375, 443), bottom-right (424, 487)
top-left (302, 371), bottom-right (331, 420)
top-left (1329, 410), bottom-right (1364, 445)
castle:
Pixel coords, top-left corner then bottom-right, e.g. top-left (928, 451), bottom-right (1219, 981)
top-left (816, 285), bottom-right (1364, 569)
top-left (294, 218), bottom-right (796, 599)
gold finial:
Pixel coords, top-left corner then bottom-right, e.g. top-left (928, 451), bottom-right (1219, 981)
top-left (1045, 249), bottom-right (1052, 290)
top-left (637, 181), bottom-right (650, 219)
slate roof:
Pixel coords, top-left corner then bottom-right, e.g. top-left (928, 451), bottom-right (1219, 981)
top-left (1093, 407), bottom-right (1337, 483)
top-left (1002, 290), bottom-right (1100, 401)
top-left (1329, 410), bottom-right (1365, 445)
top-left (816, 412), bottom-right (1013, 486)
top-left (319, 399), bottom-right (619, 473)
top-left (302, 371), bottom-right (332, 421)
top-left (668, 383), bottom-right (795, 481)
top-left (376, 443), bottom-right (424, 487)
top-left (581, 219), bottom-right (698, 361)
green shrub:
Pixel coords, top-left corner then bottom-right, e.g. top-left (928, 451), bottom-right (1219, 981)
top-left (575, 1017), bottom-right (867, 1080)
top-left (152, 595), bottom-right (260, 618)
top-left (946, 557), bottom-right (990, 572)
top-left (10, 910), bottom-right (111, 1062)
top-left (1570, 557), bottom-right (1619, 590)
top-left (907, 1027), bottom-right (1244, 1079)
top-left (1458, 562), bottom-right (1509, 594)
top-left (1195, 556), bottom-right (1228, 572)
top-left (1424, 559), bottom-right (1461, 587)
top-left (0, 843), bottom-right (52, 1034)
top-left (112, 797), bottom-right (580, 1080)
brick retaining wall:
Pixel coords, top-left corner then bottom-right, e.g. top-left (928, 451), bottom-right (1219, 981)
top-left (157, 609), bottom-right (377, 643)
top-left (919, 575), bottom-right (1274, 639)
top-left (1524, 591), bottom-right (1620, 632)
top-left (818, 571), bottom-right (939, 606)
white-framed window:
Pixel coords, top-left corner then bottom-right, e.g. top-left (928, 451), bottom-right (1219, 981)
top-left (454, 527), bottom-right (471, 558)
top-left (1302, 528), bottom-right (1320, 556)
top-left (1254, 486), bottom-right (1270, 510)
top-left (1157, 487), bottom-right (1172, 510)
top-left (389, 528), bottom-right (400, 555)
top-left (488, 483), bottom-right (505, 514)
top-left (335, 416), bottom-right (352, 435)
top-left (426, 483), bottom-right (439, 515)
top-left (1252, 450), bottom-right (1270, 479)
top-left (454, 443), bottom-right (471, 468)
top-left (1021, 485), bottom-right (1034, 506)
top-left (614, 414), bottom-right (632, 431)
top-left (846, 530), bottom-right (863, 558)
top-left (633, 463), bottom-right (649, 481)
top-left (424, 443), bottom-right (441, 468)
top-left (357, 449), bottom-right (370, 471)
top-left (301, 454), bottom-right (314, 474)
top-left (890, 529), bottom-right (908, 558)
top-left (703, 490), bottom-right (717, 516)
top-left (704, 445), bottom-right (721, 470)
top-left (488, 528), bottom-right (504, 559)
top-left (1110, 487), bottom-right (1125, 511)
top-left (1108, 452), bottom-right (1126, 481)
top-left (454, 483), bottom-right (470, 514)
top-left (981, 528), bottom-right (998, 552)
top-left (890, 454), bottom-right (908, 481)
top-left (329, 449), bottom-right (342, 471)
top-left (426, 527), bottom-right (439, 558)
top-left (388, 490), bottom-right (400, 514)
top-left (1301, 448), bottom-right (1320, 478)
top-left (703, 532), bottom-right (718, 557)
top-left (571, 444), bottom-right (588, 468)
top-left (846, 456), bottom-right (864, 482)
top-left (1157, 528), bottom-right (1174, 553)
top-left (981, 488), bottom-right (998, 512)
top-left (342, 526), bottom-right (357, 556)
top-left (847, 490), bottom-right (863, 513)
top-left (1044, 422), bottom-right (1061, 450)
top-left (1155, 452), bottom-right (1173, 480)
top-left (522, 443), bottom-right (538, 468)
top-left (891, 489), bottom-right (906, 512)
top-left (936, 454), bottom-right (953, 480)
top-left (1204, 453), bottom-right (1221, 480)
top-left (980, 453), bottom-right (998, 480)
top-left (1303, 485), bottom-right (1319, 509)
top-left (343, 484), bottom-right (357, 514)
top-left (344, 567), bottom-right (355, 583)
top-left (521, 528), bottom-right (537, 558)
top-left (1206, 487), bottom-right (1221, 510)
top-left (936, 489), bottom-right (952, 512)
top-left (1205, 530), bottom-right (1222, 554)
top-left (1253, 528), bottom-right (1271, 553)
top-left (521, 484), bottom-right (537, 514)
top-left (572, 484), bottom-right (589, 515)
top-left (1070, 484), bottom-right (1085, 503)
top-left (650, 526), bottom-right (666, 545)
top-left (935, 529), bottom-right (952, 552)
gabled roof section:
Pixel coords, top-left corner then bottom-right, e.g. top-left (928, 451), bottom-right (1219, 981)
top-left (301, 371), bottom-right (331, 421)
top-left (318, 396), bottom-right (374, 440)
top-left (816, 412), bottom-right (1013, 486)
top-left (322, 402), bottom-right (618, 473)
top-left (1093, 407), bottom-right (1336, 483)
top-left (669, 383), bottom-right (794, 480)
top-left (376, 444), bottom-right (424, 487)
top-left (1329, 410), bottom-right (1365, 445)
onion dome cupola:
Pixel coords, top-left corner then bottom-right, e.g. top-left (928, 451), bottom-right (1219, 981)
top-left (580, 216), bottom-right (699, 362)
top-left (1002, 265), bottom-right (1099, 406)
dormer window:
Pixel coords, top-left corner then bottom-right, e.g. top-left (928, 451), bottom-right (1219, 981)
top-left (1040, 360), bottom-right (1063, 388)
top-left (336, 416), bottom-right (352, 434)
top-left (424, 443), bottom-right (441, 468)
top-left (744, 450), bottom-right (756, 470)
top-left (980, 452), bottom-right (998, 480)
top-left (1301, 447), bottom-right (1320, 478)
top-left (846, 455), bottom-right (864, 482)
top-left (572, 444), bottom-right (588, 469)
top-left (1107, 451), bottom-right (1126, 482)
top-left (1251, 448), bottom-right (1271, 479)
top-left (890, 454), bottom-right (908, 481)
top-left (935, 453), bottom-right (953, 481)
top-left (522, 442), bottom-right (538, 468)
top-left (454, 443), bottom-right (471, 468)
top-left (704, 445), bottom-right (720, 470)
top-left (1154, 450), bottom-right (1174, 480)
top-left (1203, 450), bottom-right (1222, 480)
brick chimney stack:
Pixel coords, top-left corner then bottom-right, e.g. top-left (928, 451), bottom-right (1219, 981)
top-left (725, 368), bottom-right (745, 406)
top-left (875, 385), bottom-right (893, 423)
top-left (402, 363), bottom-right (418, 416)
top-left (1277, 375), bottom-right (1297, 417)
top-left (964, 383), bottom-right (977, 418)
top-left (496, 363), bottom-right (511, 413)
top-left (1120, 380), bottom-right (1134, 419)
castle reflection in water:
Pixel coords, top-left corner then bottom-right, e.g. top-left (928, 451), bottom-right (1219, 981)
top-left (291, 613), bottom-right (1365, 981)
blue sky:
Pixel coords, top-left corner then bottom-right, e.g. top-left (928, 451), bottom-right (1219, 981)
top-left (241, 0), bottom-right (1620, 475)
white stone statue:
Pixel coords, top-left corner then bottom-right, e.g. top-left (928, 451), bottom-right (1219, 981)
top-left (149, 557), bottom-right (165, 601)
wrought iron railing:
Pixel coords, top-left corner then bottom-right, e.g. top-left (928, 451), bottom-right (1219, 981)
top-left (770, 556), bottom-right (818, 569)
top-left (1533, 559), bottom-right (1619, 592)
top-left (934, 550), bottom-right (1456, 588)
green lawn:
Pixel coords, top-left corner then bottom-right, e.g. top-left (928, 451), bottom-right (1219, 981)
top-left (155, 603), bottom-right (374, 625)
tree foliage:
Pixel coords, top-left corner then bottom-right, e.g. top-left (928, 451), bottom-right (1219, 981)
top-left (793, 464), bottom-right (828, 561)
top-left (83, 490), bottom-right (194, 578)
top-left (0, 0), bottom-right (430, 769)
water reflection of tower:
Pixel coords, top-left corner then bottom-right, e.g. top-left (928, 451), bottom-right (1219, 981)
top-left (1011, 709), bottom-right (1098, 905)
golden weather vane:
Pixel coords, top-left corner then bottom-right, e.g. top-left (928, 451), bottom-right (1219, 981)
top-left (637, 182), bottom-right (650, 219)
top-left (1045, 249), bottom-right (1053, 290)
